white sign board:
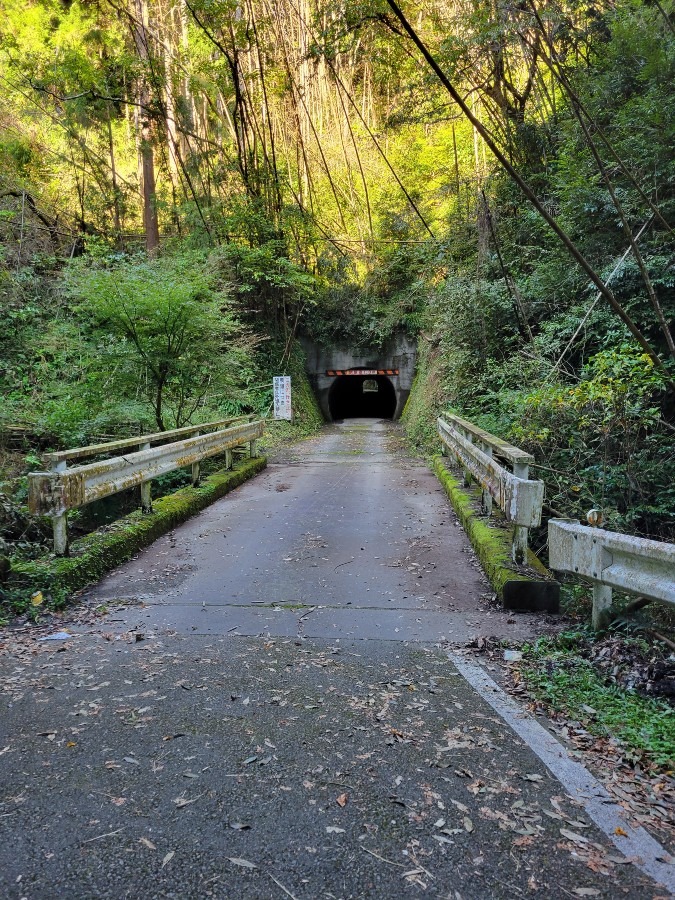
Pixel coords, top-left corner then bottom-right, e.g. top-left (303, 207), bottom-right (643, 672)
top-left (273, 376), bottom-right (292, 420)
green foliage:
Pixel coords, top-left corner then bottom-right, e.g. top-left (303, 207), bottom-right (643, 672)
top-left (67, 251), bottom-right (253, 430)
top-left (400, 0), bottom-right (675, 552)
top-left (520, 635), bottom-right (675, 769)
top-left (0, 244), bottom-right (312, 455)
top-left (508, 348), bottom-right (674, 537)
top-left (305, 241), bottom-right (436, 348)
top-left (220, 241), bottom-right (317, 329)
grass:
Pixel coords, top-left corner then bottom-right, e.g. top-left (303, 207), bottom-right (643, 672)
top-left (519, 633), bottom-right (675, 769)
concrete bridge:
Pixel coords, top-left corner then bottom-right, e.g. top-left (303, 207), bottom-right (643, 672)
top-left (300, 332), bottom-right (416, 421)
top-left (6, 418), bottom-right (673, 899)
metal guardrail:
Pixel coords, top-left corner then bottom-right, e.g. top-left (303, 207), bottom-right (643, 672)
top-left (437, 415), bottom-right (544, 563)
top-left (548, 518), bottom-right (675, 628)
top-left (29, 417), bottom-right (264, 555)
top-left (42, 415), bottom-right (252, 465)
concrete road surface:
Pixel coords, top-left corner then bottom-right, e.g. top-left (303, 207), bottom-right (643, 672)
top-left (85, 419), bottom-right (544, 645)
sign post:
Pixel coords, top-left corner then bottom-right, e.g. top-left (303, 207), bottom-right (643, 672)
top-left (273, 376), bottom-right (292, 420)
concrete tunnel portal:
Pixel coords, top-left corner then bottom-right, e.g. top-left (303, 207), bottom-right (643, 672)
top-left (300, 332), bottom-right (417, 422)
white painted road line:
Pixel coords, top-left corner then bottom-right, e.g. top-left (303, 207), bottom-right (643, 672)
top-left (449, 653), bottom-right (675, 895)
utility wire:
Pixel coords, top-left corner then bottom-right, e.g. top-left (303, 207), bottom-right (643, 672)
top-left (547, 217), bottom-right (654, 379)
top-left (383, 0), bottom-right (674, 391)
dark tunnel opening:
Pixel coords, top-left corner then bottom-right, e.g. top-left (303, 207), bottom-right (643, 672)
top-left (328, 375), bottom-right (397, 420)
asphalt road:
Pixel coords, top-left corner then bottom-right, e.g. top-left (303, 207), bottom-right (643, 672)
top-left (0, 421), bottom-right (670, 899)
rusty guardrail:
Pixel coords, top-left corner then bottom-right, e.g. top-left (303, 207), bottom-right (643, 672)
top-left (548, 517), bottom-right (675, 629)
top-left (29, 416), bottom-right (263, 555)
top-left (437, 415), bottom-right (544, 563)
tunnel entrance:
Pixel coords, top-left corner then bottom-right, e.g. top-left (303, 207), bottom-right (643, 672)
top-left (328, 374), bottom-right (397, 420)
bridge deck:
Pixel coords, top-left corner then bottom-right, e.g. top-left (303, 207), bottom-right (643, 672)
top-left (88, 420), bottom-right (541, 644)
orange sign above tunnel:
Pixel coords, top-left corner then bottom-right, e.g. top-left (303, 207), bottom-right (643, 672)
top-left (326, 368), bottom-right (399, 376)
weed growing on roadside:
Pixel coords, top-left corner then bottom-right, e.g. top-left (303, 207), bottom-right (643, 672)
top-left (519, 634), bottom-right (675, 769)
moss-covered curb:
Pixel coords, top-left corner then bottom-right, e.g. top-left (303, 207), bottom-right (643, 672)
top-left (6, 456), bottom-right (267, 607)
top-left (433, 456), bottom-right (559, 612)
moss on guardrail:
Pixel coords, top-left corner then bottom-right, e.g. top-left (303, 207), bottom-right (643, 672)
top-left (6, 456), bottom-right (266, 612)
top-left (432, 456), bottom-right (559, 613)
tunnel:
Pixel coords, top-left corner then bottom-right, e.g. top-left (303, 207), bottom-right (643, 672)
top-left (328, 374), bottom-right (397, 420)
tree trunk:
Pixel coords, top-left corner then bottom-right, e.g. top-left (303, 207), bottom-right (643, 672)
top-left (133, 0), bottom-right (161, 257)
top-left (106, 105), bottom-right (122, 241)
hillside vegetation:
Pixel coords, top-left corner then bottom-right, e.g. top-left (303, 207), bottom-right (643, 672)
top-left (1, 0), bottom-right (673, 590)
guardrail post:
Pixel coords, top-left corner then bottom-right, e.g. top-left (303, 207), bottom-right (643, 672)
top-left (512, 527), bottom-right (528, 565)
top-left (51, 459), bottom-right (69, 556)
top-left (225, 449), bottom-right (233, 470)
top-left (439, 421), bottom-right (448, 457)
top-left (592, 583), bottom-right (613, 630)
top-left (139, 441), bottom-right (152, 513)
top-left (249, 439), bottom-right (258, 459)
top-left (463, 429), bottom-right (473, 487)
top-left (192, 431), bottom-right (201, 486)
top-left (512, 459), bottom-right (530, 565)
top-left (481, 442), bottom-right (493, 516)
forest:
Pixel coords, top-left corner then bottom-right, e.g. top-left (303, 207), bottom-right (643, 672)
top-left (0, 0), bottom-right (674, 587)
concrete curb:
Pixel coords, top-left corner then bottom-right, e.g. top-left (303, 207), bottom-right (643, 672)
top-left (432, 456), bottom-right (559, 612)
top-left (7, 456), bottom-right (267, 607)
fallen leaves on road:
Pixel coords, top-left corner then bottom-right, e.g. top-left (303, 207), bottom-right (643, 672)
top-left (0, 619), bottom-right (661, 900)
top-left (561, 828), bottom-right (590, 845)
top-left (172, 793), bottom-right (203, 808)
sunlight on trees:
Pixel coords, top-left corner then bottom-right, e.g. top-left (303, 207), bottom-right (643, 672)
top-left (0, 0), bottom-right (673, 541)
